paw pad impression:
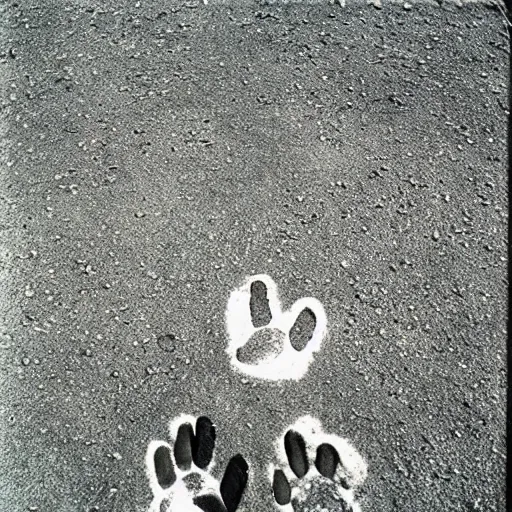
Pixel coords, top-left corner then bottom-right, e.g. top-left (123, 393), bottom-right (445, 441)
top-left (225, 275), bottom-right (327, 381)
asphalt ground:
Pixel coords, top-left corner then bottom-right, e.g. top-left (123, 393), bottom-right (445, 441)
top-left (0, 1), bottom-right (509, 511)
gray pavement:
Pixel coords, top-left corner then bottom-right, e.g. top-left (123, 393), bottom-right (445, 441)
top-left (0, 1), bottom-right (508, 511)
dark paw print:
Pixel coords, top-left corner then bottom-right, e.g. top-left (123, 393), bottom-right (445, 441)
top-left (147, 415), bottom-right (248, 512)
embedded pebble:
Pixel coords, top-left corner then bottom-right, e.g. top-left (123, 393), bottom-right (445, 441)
top-left (157, 334), bottom-right (177, 352)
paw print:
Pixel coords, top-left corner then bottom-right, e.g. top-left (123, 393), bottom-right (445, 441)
top-left (271, 416), bottom-right (367, 512)
top-left (146, 415), bottom-right (249, 512)
top-left (225, 274), bottom-right (327, 380)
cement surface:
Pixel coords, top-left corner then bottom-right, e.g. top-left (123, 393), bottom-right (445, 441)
top-left (0, 1), bottom-right (508, 511)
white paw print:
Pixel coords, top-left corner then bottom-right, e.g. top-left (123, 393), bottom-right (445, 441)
top-left (270, 416), bottom-right (368, 512)
top-left (146, 415), bottom-right (248, 512)
top-left (225, 274), bottom-right (327, 381)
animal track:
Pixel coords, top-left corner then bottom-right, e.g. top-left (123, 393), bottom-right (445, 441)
top-left (146, 415), bottom-right (249, 512)
top-left (271, 416), bottom-right (367, 512)
top-left (225, 274), bottom-right (327, 380)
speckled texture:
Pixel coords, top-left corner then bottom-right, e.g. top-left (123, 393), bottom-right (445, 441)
top-left (291, 478), bottom-right (352, 512)
top-left (237, 328), bottom-right (287, 364)
top-left (0, 1), bottom-right (507, 511)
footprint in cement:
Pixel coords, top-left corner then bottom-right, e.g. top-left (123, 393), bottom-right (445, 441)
top-left (271, 416), bottom-right (368, 512)
top-left (225, 274), bottom-right (327, 381)
top-left (146, 415), bottom-right (249, 512)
